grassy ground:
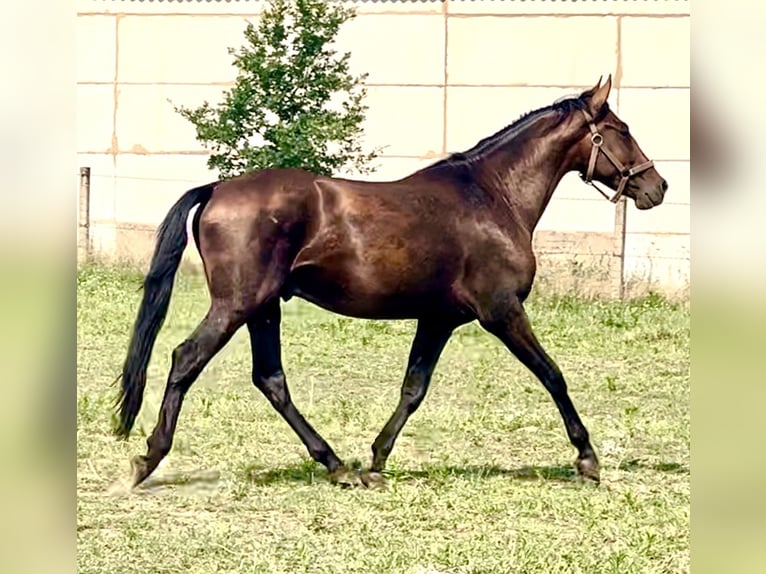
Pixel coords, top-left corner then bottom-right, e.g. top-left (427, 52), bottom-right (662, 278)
top-left (77, 264), bottom-right (689, 574)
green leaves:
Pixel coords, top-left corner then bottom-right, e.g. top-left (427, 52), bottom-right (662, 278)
top-left (174, 0), bottom-right (379, 179)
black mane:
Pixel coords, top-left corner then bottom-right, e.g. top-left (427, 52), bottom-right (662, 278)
top-left (423, 95), bottom-right (591, 173)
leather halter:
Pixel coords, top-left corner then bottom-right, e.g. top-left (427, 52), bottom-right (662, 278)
top-left (579, 109), bottom-right (655, 203)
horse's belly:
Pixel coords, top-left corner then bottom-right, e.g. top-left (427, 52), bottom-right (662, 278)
top-left (283, 262), bottom-right (450, 320)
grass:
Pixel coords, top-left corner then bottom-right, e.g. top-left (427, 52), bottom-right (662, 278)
top-left (77, 264), bottom-right (689, 574)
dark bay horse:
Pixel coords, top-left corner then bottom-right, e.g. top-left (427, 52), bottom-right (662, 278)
top-left (116, 76), bottom-right (667, 488)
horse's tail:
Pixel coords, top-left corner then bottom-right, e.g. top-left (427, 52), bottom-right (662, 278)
top-left (113, 182), bottom-right (216, 439)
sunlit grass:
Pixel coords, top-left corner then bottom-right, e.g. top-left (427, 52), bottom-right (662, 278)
top-left (77, 264), bottom-right (689, 573)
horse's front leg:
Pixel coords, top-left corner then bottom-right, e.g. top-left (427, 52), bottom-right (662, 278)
top-left (478, 290), bottom-right (600, 483)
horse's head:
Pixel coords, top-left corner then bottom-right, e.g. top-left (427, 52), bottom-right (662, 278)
top-left (576, 76), bottom-right (668, 210)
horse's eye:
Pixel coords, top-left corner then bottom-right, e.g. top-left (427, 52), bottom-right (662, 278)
top-left (620, 126), bottom-right (630, 136)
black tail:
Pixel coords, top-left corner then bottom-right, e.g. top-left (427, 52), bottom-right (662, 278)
top-left (114, 182), bottom-right (216, 439)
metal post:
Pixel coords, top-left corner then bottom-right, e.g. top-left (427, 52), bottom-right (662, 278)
top-left (79, 167), bottom-right (91, 263)
top-left (614, 196), bottom-right (627, 299)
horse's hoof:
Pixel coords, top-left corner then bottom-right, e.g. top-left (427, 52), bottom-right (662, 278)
top-left (575, 455), bottom-right (601, 484)
top-left (360, 470), bottom-right (386, 489)
top-left (329, 467), bottom-right (363, 488)
top-left (130, 455), bottom-right (151, 488)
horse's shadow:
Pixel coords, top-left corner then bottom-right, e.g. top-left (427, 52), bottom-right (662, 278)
top-left (617, 459), bottom-right (688, 473)
top-left (243, 459), bottom-right (688, 487)
top-left (244, 462), bottom-right (577, 487)
top-left (129, 458), bottom-right (688, 492)
top-left (134, 469), bottom-right (221, 493)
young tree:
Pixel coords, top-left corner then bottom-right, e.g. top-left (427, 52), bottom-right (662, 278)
top-left (175, 0), bottom-right (379, 179)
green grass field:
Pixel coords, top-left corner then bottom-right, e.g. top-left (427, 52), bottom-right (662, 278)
top-left (77, 264), bottom-right (689, 574)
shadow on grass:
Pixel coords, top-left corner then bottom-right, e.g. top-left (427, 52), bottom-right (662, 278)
top-left (243, 458), bottom-right (688, 487)
top-left (243, 462), bottom-right (579, 486)
top-left (618, 459), bottom-right (689, 474)
top-left (243, 461), bottom-right (324, 486)
top-left (138, 469), bottom-right (221, 491)
top-left (389, 464), bottom-right (578, 483)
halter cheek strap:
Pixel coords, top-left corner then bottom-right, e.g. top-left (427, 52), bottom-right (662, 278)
top-left (580, 109), bottom-right (655, 203)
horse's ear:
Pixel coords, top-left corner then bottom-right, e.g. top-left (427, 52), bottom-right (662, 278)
top-left (588, 74), bottom-right (612, 114)
top-left (583, 76), bottom-right (603, 97)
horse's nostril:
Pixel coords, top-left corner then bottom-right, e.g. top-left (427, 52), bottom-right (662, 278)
top-left (660, 179), bottom-right (668, 193)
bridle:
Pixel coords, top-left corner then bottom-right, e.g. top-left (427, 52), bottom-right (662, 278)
top-left (579, 109), bottom-right (654, 203)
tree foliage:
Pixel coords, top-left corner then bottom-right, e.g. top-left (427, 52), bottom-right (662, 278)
top-left (175, 0), bottom-right (379, 179)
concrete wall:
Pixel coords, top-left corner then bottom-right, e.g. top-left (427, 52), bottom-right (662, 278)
top-left (76, 0), bottom-right (690, 298)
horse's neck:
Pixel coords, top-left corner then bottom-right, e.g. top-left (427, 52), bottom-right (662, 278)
top-left (478, 131), bottom-right (577, 231)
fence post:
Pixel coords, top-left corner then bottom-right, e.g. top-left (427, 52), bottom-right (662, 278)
top-left (78, 167), bottom-right (91, 263)
top-left (614, 196), bottom-right (627, 299)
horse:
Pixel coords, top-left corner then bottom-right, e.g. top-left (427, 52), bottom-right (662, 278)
top-left (116, 76), bottom-right (667, 488)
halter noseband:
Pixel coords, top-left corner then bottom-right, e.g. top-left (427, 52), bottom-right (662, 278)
top-left (579, 109), bottom-right (654, 203)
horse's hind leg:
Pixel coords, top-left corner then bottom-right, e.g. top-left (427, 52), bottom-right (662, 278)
top-left (247, 300), bottom-right (355, 485)
top-left (131, 304), bottom-right (243, 486)
top-left (479, 293), bottom-right (600, 483)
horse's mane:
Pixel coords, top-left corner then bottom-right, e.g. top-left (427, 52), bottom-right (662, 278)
top-left (423, 94), bottom-right (592, 173)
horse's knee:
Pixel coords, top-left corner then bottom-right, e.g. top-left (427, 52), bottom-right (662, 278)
top-left (254, 371), bottom-right (290, 410)
top-left (543, 370), bottom-right (568, 396)
top-left (401, 371), bottom-right (428, 413)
